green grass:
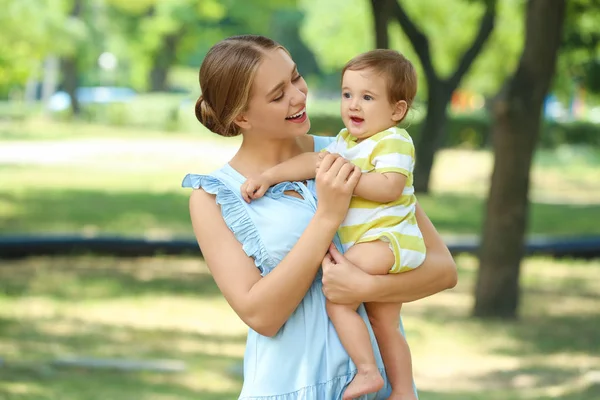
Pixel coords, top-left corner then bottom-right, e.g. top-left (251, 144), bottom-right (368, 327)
top-left (0, 255), bottom-right (598, 399)
top-left (1, 147), bottom-right (599, 238)
top-left (1, 181), bottom-right (600, 238)
top-left (0, 117), bottom-right (231, 143)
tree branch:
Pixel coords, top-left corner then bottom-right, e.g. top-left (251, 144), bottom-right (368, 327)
top-left (447, 1), bottom-right (497, 89)
top-left (390, 1), bottom-right (437, 83)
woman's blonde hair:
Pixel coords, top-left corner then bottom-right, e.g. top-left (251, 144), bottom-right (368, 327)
top-left (195, 35), bottom-right (286, 137)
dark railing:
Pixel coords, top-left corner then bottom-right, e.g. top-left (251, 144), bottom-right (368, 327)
top-left (1, 235), bottom-right (599, 259)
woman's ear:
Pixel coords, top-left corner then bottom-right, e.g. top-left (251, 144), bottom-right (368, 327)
top-left (392, 100), bottom-right (408, 122)
top-left (233, 113), bottom-right (251, 130)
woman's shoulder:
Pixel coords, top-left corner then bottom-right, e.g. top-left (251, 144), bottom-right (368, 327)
top-left (309, 134), bottom-right (337, 152)
top-left (181, 164), bottom-right (243, 191)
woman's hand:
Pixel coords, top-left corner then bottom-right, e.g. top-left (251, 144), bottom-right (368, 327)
top-left (321, 243), bottom-right (370, 304)
top-left (315, 153), bottom-right (361, 225)
top-left (323, 203), bottom-right (457, 305)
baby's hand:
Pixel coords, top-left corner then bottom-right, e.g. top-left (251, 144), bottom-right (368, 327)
top-left (241, 175), bottom-right (271, 203)
top-left (316, 151), bottom-right (334, 171)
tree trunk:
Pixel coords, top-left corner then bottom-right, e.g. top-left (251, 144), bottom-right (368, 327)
top-left (60, 0), bottom-right (83, 115)
top-left (370, 0), bottom-right (391, 48)
top-left (61, 57), bottom-right (80, 115)
top-left (413, 82), bottom-right (453, 193)
top-left (474, 0), bottom-right (566, 319)
top-left (149, 33), bottom-right (180, 92)
top-left (41, 56), bottom-right (59, 116)
top-left (388, 0), bottom-right (496, 193)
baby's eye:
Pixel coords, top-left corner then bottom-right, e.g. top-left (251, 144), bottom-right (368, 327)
top-left (342, 92), bottom-right (351, 99)
top-left (363, 95), bottom-right (373, 101)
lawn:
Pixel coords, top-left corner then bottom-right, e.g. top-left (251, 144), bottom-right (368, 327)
top-left (1, 123), bottom-right (598, 238)
top-left (0, 255), bottom-right (598, 399)
top-left (1, 121), bottom-right (599, 399)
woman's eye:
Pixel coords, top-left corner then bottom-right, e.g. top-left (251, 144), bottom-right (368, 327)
top-left (273, 93), bottom-right (284, 102)
top-left (293, 74), bottom-right (302, 82)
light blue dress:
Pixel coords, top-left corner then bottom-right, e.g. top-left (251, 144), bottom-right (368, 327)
top-left (183, 136), bottom-right (415, 399)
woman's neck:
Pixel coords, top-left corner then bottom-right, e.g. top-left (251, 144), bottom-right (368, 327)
top-left (229, 134), bottom-right (310, 178)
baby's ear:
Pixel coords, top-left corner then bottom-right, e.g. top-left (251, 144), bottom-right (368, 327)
top-left (392, 100), bottom-right (408, 122)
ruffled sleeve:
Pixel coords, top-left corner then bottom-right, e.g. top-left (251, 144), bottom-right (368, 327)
top-left (182, 173), bottom-right (274, 275)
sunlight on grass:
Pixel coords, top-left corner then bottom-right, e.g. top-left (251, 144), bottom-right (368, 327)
top-left (0, 255), bottom-right (599, 399)
top-left (1, 150), bottom-right (599, 237)
top-left (1, 122), bottom-right (598, 237)
top-left (432, 149), bottom-right (600, 204)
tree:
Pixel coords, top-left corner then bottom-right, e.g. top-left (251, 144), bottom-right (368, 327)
top-left (373, 0), bottom-right (497, 193)
top-left (271, 10), bottom-right (321, 78)
top-left (474, 0), bottom-right (566, 318)
top-left (60, 0), bottom-right (84, 115)
top-left (370, 0), bottom-right (392, 48)
top-left (0, 0), bottom-right (76, 96)
top-left (107, 0), bottom-right (296, 92)
top-left (553, 0), bottom-right (600, 103)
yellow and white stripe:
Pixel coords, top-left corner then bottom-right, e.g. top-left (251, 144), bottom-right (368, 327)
top-left (325, 127), bottom-right (426, 273)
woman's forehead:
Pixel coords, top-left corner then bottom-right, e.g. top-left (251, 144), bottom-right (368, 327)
top-left (252, 49), bottom-right (295, 95)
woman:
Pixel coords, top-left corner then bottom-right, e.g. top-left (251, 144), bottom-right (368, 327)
top-left (183, 35), bottom-right (457, 400)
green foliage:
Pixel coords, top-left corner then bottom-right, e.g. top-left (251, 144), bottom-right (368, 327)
top-left (103, 0), bottom-right (297, 91)
top-left (300, 0), bottom-right (524, 97)
top-left (0, 0), bottom-right (77, 89)
top-left (553, 0), bottom-right (600, 101)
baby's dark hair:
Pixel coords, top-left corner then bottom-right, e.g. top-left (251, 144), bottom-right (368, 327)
top-left (342, 49), bottom-right (417, 108)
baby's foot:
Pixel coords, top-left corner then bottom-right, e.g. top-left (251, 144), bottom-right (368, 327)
top-left (342, 367), bottom-right (384, 400)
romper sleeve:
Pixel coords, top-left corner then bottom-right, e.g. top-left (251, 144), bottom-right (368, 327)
top-left (370, 130), bottom-right (416, 177)
top-left (182, 173), bottom-right (274, 274)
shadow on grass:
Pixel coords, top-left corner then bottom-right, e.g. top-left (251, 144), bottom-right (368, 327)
top-left (0, 367), bottom-right (241, 400)
top-left (418, 193), bottom-right (600, 236)
top-left (0, 259), bottom-right (222, 300)
top-left (0, 315), bottom-right (247, 357)
top-left (412, 301), bottom-right (600, 356)
top-left (0, 188), bottom-right (191, 237)
top-left (1, 188), bottom-right (600, 237)
top-left (0, 314), bottom-right (244, 400)
top-left (420, 365), bottom-right (600, 400)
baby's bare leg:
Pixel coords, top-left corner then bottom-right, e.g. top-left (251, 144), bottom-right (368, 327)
top-left (366, 302), bottom-right (416, 399)
top-left (329, 241), bottom-right (394, 400)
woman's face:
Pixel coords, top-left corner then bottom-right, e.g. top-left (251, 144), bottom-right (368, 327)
top-left (240, 49), bottom-right (310, 139)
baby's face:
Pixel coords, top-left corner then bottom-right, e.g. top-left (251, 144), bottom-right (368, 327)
top-left (340, 68), bottom-right (402, 141)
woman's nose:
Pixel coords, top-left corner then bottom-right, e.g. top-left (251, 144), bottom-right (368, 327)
top-left (290, 85), bottom-right (307, 106)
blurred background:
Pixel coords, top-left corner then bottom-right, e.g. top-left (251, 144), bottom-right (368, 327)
top-left (1, 0), bottom-right (599, 399)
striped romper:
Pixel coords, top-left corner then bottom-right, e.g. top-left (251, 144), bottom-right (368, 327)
top-left (324, 126), bottom-right (426, 273)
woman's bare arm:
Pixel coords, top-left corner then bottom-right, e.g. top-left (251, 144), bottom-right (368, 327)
top-left (191, 155), bottom-right (361, 337)
top-left (321, 202), bottom-right (457, 304)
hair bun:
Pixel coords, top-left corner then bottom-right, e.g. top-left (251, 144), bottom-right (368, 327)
top-left (195, 95), bottom-right (239, 137)
top-left (195, 96), bottom-right (211, 125)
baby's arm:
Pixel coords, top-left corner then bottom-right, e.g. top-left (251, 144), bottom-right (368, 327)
top-left (241, 152), bottom-right (320, 202)
top-left (353, 133), bottom-right (414, 203)
top-left (264, 151), bottom-right (320, 184)
top-left (353, 172), bottom-right (406, 203)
